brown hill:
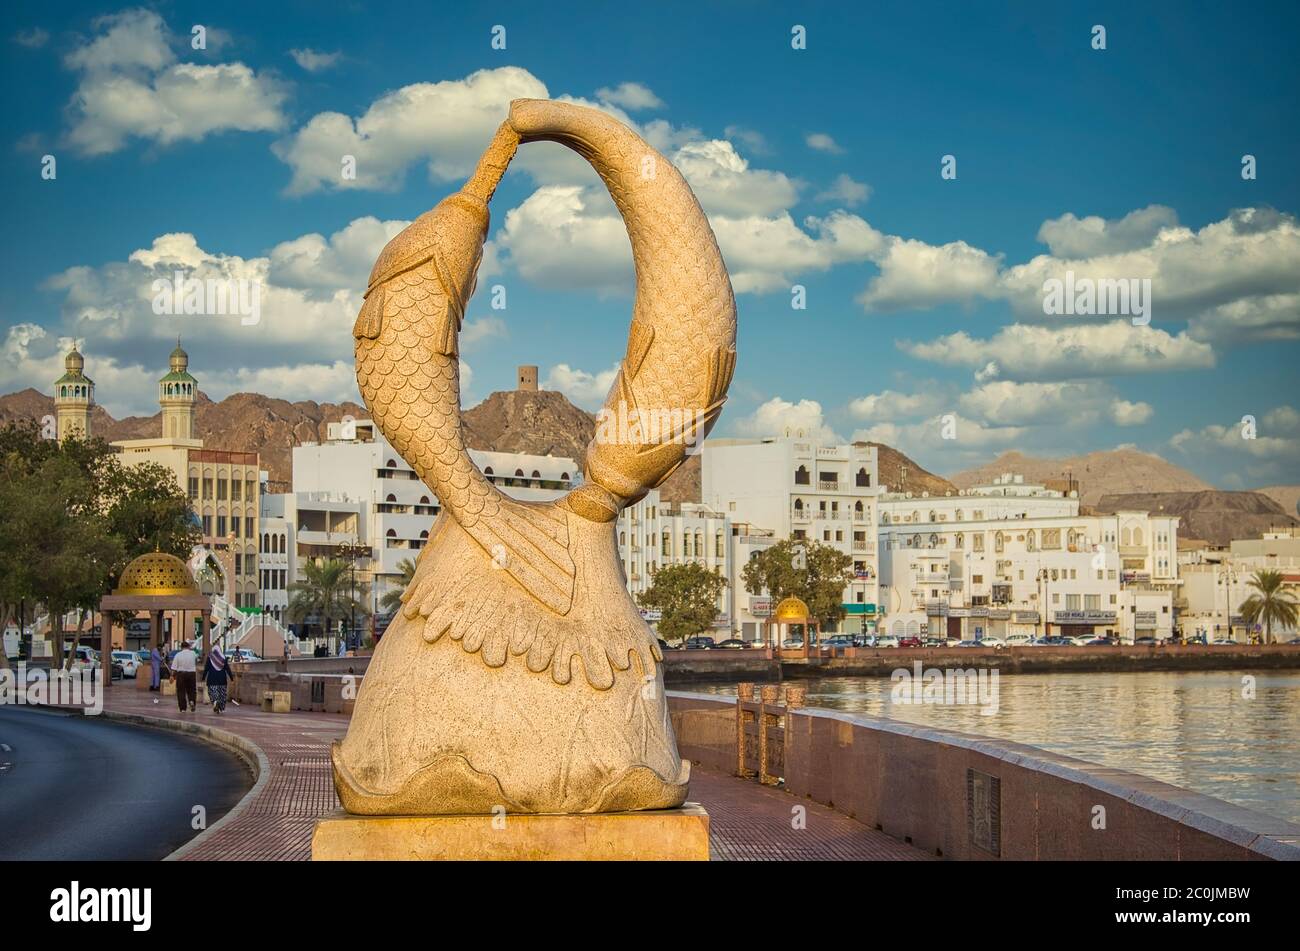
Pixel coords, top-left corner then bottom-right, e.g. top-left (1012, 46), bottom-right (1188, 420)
top-left (1, 384), bottom-right (954, 505)
top-left (949, 449), bottom-right (1212, 505)
top-left (1093, 490), bottom-right (1299, 547)
top-left (1256, 485), bottom-right (1300, 519)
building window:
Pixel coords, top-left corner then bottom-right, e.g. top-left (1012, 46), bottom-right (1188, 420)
top-left (217, 478), bottom-right (228, 500)
top-left (202, 515), bottom-right (212, 535)
top-left (232, 480), bottom-right (242, 502)
top-left (235, 554), bottom-right (242, 576)
top-left (246, 517), bottom-right (254, 537)
top-left (188, 476), bottom-right (199, 499)
top-left (662, 532), bottom-right (671, 557)
top-left (217, 516), bottom-right (227, 536)
top-left (202, 477), bottom-right (213, 498)
top-left (794, 465), bottom-right (810, 485)
top-left (855, 468), bottom-right (870, 487)
top-left (715, 532), bottom-right (724, 558)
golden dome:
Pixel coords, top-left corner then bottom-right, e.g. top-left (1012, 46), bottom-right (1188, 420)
top-left (114, 552), bottom-right (199, 596)
top-left (774, 595), bottom-right (811, 623)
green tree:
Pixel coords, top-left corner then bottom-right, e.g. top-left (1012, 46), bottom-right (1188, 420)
top-left (378, 557), bottom-right (418, 615)
top-left (287, 558), bottom-right (370, 649)
top-left (1238, 569), bottom-right (1298, 645)
top-left (742, 538), bottom-right (854, 631)
top-left (637, 562), bottom-right (727, 644)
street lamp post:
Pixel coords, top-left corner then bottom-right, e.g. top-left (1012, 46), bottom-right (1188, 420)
top-left (336, 540), bottom-right (369, 653)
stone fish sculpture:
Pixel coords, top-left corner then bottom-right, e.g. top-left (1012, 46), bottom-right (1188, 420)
top-left (332, 99), bottom-right (737, 815)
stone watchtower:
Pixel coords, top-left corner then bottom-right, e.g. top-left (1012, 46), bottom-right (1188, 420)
top-left (160, 339), bottom-right (198, 439)
top-left (53, 345), bottom-right (94, 443)
top-left (517, 365), bottom-right (538, 391)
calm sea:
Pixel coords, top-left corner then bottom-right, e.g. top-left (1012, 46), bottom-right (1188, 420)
top-left (691, 669), bottom-right (1300, 825)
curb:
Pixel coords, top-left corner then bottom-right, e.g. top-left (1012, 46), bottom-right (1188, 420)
top-left (52, 705), bottom-right (271, 861)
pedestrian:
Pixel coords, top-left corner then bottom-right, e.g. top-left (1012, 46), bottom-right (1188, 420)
top-left (202, 644), bottom-right (234, 714)
top-left (149, 643), bottom-right (162, 691)
top-left (171, 639), bottom-right (198, 712)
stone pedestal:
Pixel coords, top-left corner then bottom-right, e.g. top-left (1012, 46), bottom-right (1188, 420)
top-left (311, 804), bottom-right (710, 861)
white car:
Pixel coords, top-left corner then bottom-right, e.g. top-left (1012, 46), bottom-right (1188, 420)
top-left (1003, 634), bottom-right (1032, 647)
top-left (873, 635), bottom-right (900, 648)
top-left (111, 650), bottom-right (139, 677)
top-left (976, 635), bottom-right (1005, 647)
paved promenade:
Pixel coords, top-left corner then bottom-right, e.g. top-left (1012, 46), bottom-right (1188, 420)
top-left (58, 686), bottom-right (931, 861)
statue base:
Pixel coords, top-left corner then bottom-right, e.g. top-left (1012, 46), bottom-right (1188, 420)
top-left (311, 804), bottom-right (710, 861)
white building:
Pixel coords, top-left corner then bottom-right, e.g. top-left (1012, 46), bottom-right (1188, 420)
top-left (1180, 530), bottom-right (1300, 641)
top-left (877, 483), bottom-right (1180, 642)
top-left (702, 436), bottom-right (882, 635)
top-left (263, 419), bottom-right (580, 627)
top-left (617, 489), bottom-right (732, 635)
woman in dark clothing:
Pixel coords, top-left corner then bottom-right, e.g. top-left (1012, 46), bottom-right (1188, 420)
top-left (203, 645), bottom-right (234, 714)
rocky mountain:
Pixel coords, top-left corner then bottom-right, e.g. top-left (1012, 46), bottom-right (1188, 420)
top-left (461, 388), bottom-right (593, 461)
top-left (949, 449), bottom-right (1212, 505)
top-left (1093, 490), bottom-right (1298, 546)
top-left (859, 441), bottom-right (958, 497)
top-left (1256, 485), bottom-right (1300, 519)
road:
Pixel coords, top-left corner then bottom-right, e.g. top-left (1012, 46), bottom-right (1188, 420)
top-left (0, 706), bottom-right (252, 860)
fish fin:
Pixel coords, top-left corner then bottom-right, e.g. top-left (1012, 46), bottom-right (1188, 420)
top-left (462, 497), bottom-right (576, 617)
top-left (353, 285), bottom-right (385, 340)
top-left (624, 319), bottom-right (655, 380)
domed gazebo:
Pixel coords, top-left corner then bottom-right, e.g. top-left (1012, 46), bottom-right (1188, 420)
top-left (99, 552), bottom-right (213, 688)
top-left (769, 595), bottom-right (819, 658)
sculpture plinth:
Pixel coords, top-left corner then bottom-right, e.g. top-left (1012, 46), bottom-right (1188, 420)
top-left (315, 97), bottom-right (736, 858)
top-left (312, 804), bottom-right (710, 862)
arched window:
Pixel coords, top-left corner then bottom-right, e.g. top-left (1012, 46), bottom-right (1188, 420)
top-left (531, 470), bottom-right (541, 480)
top-left (995, 532), bottom-right (1005, 553)
top-left (561, 472), bottom-right (570, 481)
top-left (419, 495), bottom-right (430, 504)
top-left (386, 529), bottom-right (397, 537)
top-left (715, 531), bottom-right (724, 558)
top-left (419, 530), bottom-right (429, 539)
top-left (929, 510), bottom-right (937, 522)
top-left (386, 494), bottom-right (397, 503)
top-left (955, 533), bottom-right (964, 549)
top-left (514, 469), bottom-right (525, 478)
top-left (694, 532), bottom-right (703, 558)
top-left (794, 465), bottom-right (810, 485)
top-left (794, 498), bottom-right (804, 511)
top-left (484, 467), bottom-right (493, 478)
top-left (854, 501), bottom-right (864, 516)
top-left (386, 459), bottom-right (397, 468)
top-left (856, 467), bottom-right (870, 487)
top-left (619, 531), bottom-right (626, 546)
top-left (1132, 527), bottom-right (1144, 545)
top-left (1026, 530), bottom-right (1036, 552)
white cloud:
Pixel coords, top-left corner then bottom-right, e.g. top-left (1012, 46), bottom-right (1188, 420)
top-left (543, 363), bottom-right (619, 410)
top-left (594, 81), bottom-right (664, 111)
top-left (712, 211), bottom-right (883, 293)
top-left (858, 237), bottom-right (1002, 311)
top-left (273, 66), bottom-right (548, 194)
top-left (1169, 406), bottom-right (1300, 483)
top-left (1036, 205), bottom-right (1179, 258)
top-left (901, 322), bottom-right (1214, 381)
top-left (460, 315), bottom-right (507, 350)
top-left (815, 173), bottom-right (870, 207)
top-left (958, 381), bottom-right (1110, 427)
top-left (1110, 399), bottom-right (1154, 426)
top-left (671, 139), bottom-right (799, 217)
top-left (734, 397), bottom-right (841, 443)
top-left (495, 186), bottom-right (632, 292)
top-left (805, 132), bottom-right (843, 154)
top-left (267, 216), bottom-right (409, 292)
top-left (854, 414), bottom-right (1028, 456)
top-left (62, 9), bottom-right (287, 156)
top-left (290, 48), bottom-right (341, 72)
top-left (847, 389), bottom-right (944, 422)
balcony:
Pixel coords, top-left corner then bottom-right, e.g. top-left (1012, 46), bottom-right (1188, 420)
top-left (817, 479), bottom-right (840, 491)
top-left (791, 507), bottom-right (811, 522)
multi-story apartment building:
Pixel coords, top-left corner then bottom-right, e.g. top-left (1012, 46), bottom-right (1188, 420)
top-left (617, 489), bottom-right (731, 633)
top-left (1180, 529), bottom-right (1300, 641)
top-left (266, 418), bottom-right (580, 624)
top-left (877, 485), bottom-right (1180, 641)
top-left (702, 436), bottom-right (882, 636)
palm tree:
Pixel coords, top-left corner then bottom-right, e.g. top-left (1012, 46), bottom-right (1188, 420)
top-left (378, 557), bottom-right (418, 615)
top-left (1238, 569), bottom-right (1298, 645)
top-left (287, 558), bottom-right (369, 651)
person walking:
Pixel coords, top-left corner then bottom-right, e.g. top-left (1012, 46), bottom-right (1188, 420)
top-left (149, 644), bottom-right (162, 691)
top-left (202, 645), bottom-right (234, 714)
top-left (171, 640), bottom-right (198, 712)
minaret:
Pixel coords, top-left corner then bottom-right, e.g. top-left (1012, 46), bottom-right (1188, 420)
top-left (53, 345), bottom-right (94, 443)
top-left (159, 338), bottom-right (198, 440)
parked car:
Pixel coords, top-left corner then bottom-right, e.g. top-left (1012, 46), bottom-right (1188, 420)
top-left (1284, 636), bottom-right (1300, 645)
top-left (955, 639), bottom-right (983, 648)
top-left (1082, 636), bottom-right (1115, 646)
top-left (111, 650), bottom-right (140, 678)
top-left (821, 635), bottom-right (855, 648)
top-left (921, 637), bottom-right (946, 648)
top-left (1211, 637), bottom-right (1237, 645)
top-left (875, 635), bottom-right (900, 648)
top-left (780, 637), bottom-right (804, 649)
top-left (228, 648), bottom-right (262, 662)
top-left (1004, 634), bottom-right (1033, 647)
top-left (976, 635), bottom-right (1005, 647)
top-left (1134, 636), bottom-right (1157, 645)
top-left (897, 635), bottom-right (923, 648)
top-left (714, 639), bottom-right (751, 650)
top-left (683, 636), bottom-right (715, 650)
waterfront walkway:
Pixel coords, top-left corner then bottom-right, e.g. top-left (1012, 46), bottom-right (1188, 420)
top-left (58, 687), bottom-right (931, 861)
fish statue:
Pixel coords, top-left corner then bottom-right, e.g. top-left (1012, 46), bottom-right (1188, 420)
top-left (332, 99), bottom-right (737, 814)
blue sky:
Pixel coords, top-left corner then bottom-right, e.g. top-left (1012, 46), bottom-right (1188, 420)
top-left (2, 1), bottom-right (1298, 487)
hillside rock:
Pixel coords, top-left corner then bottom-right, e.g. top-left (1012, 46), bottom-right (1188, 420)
top-left (1093, 490), bottom-right (1298, 546)
top-left (950, 449), bottom-right (1212, 505)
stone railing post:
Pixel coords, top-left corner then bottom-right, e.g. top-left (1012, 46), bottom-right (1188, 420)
top-left (736, 683), bottom-right (755, 778)
top-left (759, 684), bottom-right (780, 784)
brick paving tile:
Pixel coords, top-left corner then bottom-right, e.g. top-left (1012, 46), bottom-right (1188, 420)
top-left (73, 688), bottom-right (931, 861)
